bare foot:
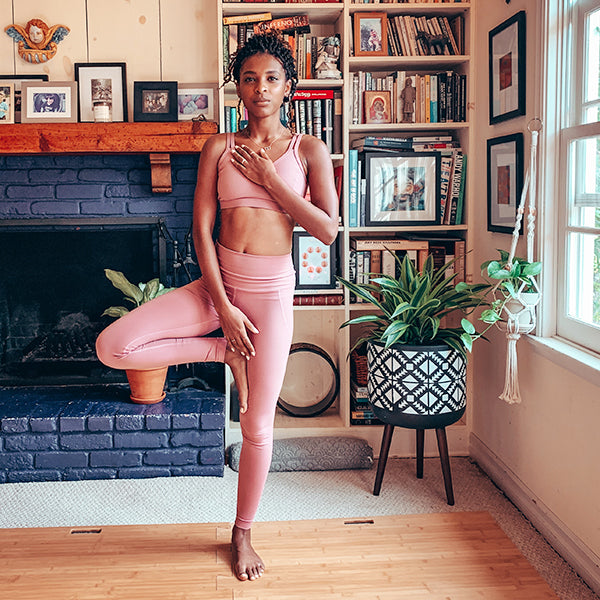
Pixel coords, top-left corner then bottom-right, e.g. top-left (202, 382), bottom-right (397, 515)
top-left (225, 346), bottom-right (248, 414)
top-left (231, 525), bottom-right (264, 581)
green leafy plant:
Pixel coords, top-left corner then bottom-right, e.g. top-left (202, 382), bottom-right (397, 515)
top-left (338, 253), bottom-right (492, 358)
top-left (102, 268), bottom-right (175, 318)
top-left (479, 249), bottom-right (542, 325)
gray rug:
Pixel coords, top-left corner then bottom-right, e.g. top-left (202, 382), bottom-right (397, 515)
top-left (0, 457), bottom-right (596, 600)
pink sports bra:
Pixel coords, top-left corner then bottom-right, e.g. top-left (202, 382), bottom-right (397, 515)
top-left (217, 132), bottom-right (308, 213)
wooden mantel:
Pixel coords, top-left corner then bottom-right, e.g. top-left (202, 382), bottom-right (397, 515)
top-left (0, 121), bottom-right (218, 193)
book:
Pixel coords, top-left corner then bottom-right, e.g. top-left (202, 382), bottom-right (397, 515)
top-left (333, 90), bottom-right (343, 155)
top-left (254, 15), bottom-right (311, 35)
top-left (351, 136), bottom-right (412, 151)
top-left (350, 238), bottom-right (429, 252)
top-left (293, 294), bottom-right (344, 306)
top-left (348, 149), bottom-right (359, 227)
top-left (223, 12), bottom-right (272, 26)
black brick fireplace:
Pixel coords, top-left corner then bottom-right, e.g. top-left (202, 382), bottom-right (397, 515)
top-left (0, 152), bottom-right (226, 482)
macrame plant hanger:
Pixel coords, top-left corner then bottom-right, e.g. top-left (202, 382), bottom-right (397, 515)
top-left (495, 118), bottom-right (543, 404)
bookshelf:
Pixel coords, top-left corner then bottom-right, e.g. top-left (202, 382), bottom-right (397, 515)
top-left (216, 1), bottom-right (473, 456)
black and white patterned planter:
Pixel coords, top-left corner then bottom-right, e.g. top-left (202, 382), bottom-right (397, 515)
top-left (367, 341), bottom-right (466, 429)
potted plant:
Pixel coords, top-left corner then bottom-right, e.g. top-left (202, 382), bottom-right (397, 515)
top-left (103, 269), bottom-right (175, 404)
top-left (479, 249), bottom-right (542, 332)
top-left (338, 252), bottom-right (491, 503)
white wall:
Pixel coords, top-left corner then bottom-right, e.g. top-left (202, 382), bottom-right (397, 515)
top-left (0, 0), bottom-right (218, 119)
top-left (470, 0), bottom-right (600, 579)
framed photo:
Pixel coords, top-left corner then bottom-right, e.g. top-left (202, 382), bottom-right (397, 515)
top-left (0, 83), bottom-right (15, 124)
top-left (0, 75), bottom-right (48, 122)
top-left (134, 81), bottom-right (178, 122)
top-left (20, 82), bottom-right (78, 123)
top-left (365, 151), bottom-right (440, 226)
top-left (293, 231), bottom-right (338, 291)
top-left (364, 90), bottom-right (391, 124)
top-left (74, 62), bottom-right (127, 122)
top-left (177, 83), bottom-right (218, 121)
top-left (489, 11), bottom-right (526, 125)
top-left (487, 133), bottom-right (524, 234)
top-left (354, 12), bottom-right (388, 57)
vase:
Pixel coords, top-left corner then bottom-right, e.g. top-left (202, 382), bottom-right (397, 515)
top-left (126, 367), bottom-right (168, 404)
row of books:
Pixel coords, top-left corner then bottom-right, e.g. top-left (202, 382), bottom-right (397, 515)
top-left (355, 1), bottom-right (465, 3)
top-left (224, 1), bottom-right (341, 3)
top-left (348, 236), bottom-right (466, 302)
top-left (347, 138), bottom-right (467, 227)
top-left (351, 69), bottom-right (467, 125)
top-left (382, 14), bottom-right (464, 57)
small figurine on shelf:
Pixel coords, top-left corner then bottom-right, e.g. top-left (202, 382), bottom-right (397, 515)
top-left (400, 77), bottom-right (416, 123)
top-left (5, 18), bottom-right (70, 63)
top-left (314, 36), bottom-right (342, 80)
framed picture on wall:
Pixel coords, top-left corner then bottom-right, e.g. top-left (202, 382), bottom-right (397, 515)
top-left (365, 151), bottom-right (440, 226)
top-left (354, 12), bottom-right (388, 57)
top-left (487, 133), bottom-right (524, 233)
top-left (489, 11), bottom-right (526, 125)
top-left (20, 81), bottom-right (78, 123)
top-left (0, 74), bottom-right (48, 122)
top-left (0, 83), bottom-right (15, 124)
top-left (293, 230), bottom-right (339, 291)
top-left (134, 81), bottom-right (178, 122)
top-left (74, 62), bottom-right (128, 122)
top-left (177, 83), bottom-right (218, 121)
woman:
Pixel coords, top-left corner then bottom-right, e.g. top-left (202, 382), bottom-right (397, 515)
top-left (96, 32), bottom-right (339, 582)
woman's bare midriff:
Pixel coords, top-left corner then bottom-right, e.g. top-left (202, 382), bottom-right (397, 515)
top-left (218, 207), bottom-right (295, 256)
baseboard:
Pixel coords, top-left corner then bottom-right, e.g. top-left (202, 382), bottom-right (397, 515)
top-left (470, 433), bottom-right (600, 596)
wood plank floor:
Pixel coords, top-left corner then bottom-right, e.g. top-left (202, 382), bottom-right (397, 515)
top-left (2, 512), bottom-right (557, 599)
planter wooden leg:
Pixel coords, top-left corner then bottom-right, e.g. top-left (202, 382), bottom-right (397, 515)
top-left (416, 429), bottom-right (424, 479)
top-left (435, 427), bottom-right (455, 506)
top-left (373, 423), bottom-right (395, 496)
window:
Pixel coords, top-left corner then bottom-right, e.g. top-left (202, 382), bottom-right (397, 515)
top-left (549, 0), bottom-right (600, 353)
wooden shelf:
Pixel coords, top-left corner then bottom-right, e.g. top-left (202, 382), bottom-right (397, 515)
top-left (0, 121), bottom-right (218, 193)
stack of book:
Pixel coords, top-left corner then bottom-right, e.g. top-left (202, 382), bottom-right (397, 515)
top-left (351, 69), bottom-right (467, 125)
top-left (350, 380), bottom-right (381, 426)
top-left (348, 136), bottom-right (466, 226)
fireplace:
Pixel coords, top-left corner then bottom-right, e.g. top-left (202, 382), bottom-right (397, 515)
top-left (0, 218), bottom-right (166, 386)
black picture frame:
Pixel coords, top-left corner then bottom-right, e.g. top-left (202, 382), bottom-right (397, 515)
top-left (292, 230), bottom-right (339, 291)
top-left (365, 151), bottom-right (440, 227)
top-left (74, 62), bottom-right (128, 122)
top-left (133, 81), bottom-right (178, 122)
top-left (489, 11), bottom-right (526, 125)
top-left (0, 74), bottom-right (48, 122)
top-left (487, 132), bottom-right (524, 234)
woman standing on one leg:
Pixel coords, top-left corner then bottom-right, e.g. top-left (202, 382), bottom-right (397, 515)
top-left (95, 32), bottom-right (339, 582)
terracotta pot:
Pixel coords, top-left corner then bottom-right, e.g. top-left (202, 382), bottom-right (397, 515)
top-left (126, 367), bottom-right (168, 404)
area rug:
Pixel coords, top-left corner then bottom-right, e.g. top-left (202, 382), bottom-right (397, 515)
top-left (2, 511), bottom-right (557, 599)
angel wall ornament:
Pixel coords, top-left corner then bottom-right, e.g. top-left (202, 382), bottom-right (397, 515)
top-left (5, 19), bottom-right (70, 63)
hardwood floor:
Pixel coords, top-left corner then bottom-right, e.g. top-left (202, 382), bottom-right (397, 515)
top-left (2, 512), bottom-right (557, 599)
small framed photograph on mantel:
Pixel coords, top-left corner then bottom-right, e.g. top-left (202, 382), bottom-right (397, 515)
top-left (134, 81), bottom-right (178, 122)
top-left (365, 151), bottom-right (440, 227)
top-left (74, 62), bottom-right (128, 122)
top-left (0, 83), bottom-right (15, 124)
top-left (177, 83), bottom-right (218, 122)
top-left (20, 81), bottom-right (78, 123)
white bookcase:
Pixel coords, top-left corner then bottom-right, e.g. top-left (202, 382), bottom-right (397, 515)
top-left (217, 1), bottom-right (474, 457)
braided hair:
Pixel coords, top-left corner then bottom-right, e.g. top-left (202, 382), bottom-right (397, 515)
top-left (224, 31), bottom-right (298, 130)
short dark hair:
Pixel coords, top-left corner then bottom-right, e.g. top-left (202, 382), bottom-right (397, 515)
top-left (224, 31), bottom-right (298, 102)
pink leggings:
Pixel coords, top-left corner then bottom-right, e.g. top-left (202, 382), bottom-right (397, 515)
top-left (96, 242), bottom-right (296, 529)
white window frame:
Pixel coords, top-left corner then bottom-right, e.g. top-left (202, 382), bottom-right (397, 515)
top-left (540, 0), bottom-right (600, 355)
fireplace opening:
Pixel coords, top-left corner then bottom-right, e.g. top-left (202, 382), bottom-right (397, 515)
top-left (0, 218), bottom-right (167, 386)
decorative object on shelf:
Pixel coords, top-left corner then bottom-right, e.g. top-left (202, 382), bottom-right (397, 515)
top-left (102, 268), bottom-right (175, 404)
top-left (338, 254), bottom-right (491, 503)
top-left (75, 63), bottom-right (128, 123)
top-left (365, 151), bottom-right (441, 226)
top-left (4, 18), bottom-right (69, 63)
top-left (353, 12), bottom-right (388, 57)
top-left (177, 83), bottom-right (218, 122)
top-left (480, 119), bottom-right (543, 405)
top-left (489, 11), bottom-right (526, 125)
top-left (292, 230), bottom-right (339, 291)
top-left (278, 343), bottom-right (340, 418)
top-left (133, 81), bottom-right (178, 122)
top-left (314, 35), bottom-right (342, 80)
top-left (487, 132), bottom-right (524, 233)
top-left (364, 90), bottom-right (392, 125)
top-left (0, 83), bottom-right (15, 124)
top-left (0, 74), bottom-right (48, 123)
top-left (20, 81), bottom-right (78, 123)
